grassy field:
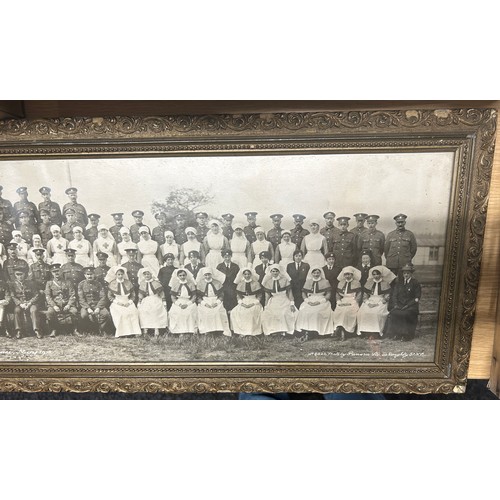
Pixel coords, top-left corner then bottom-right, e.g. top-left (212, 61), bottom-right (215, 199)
top-left (0, 285), bottom-right (441, 364)
top-left (0, 330), bottom-right (436, 363)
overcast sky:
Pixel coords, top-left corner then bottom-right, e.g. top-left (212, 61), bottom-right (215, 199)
top-left (0, 152), bottom-right (454, 236)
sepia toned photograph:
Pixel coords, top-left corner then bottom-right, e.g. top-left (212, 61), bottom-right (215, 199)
top-left (0, 108), bottom-right (495, 394)
top-left (0, 151), bottom-right (451, 363)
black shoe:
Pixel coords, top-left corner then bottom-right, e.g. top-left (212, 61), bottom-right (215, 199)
top-left (15, 330), bottom-right (22, 339)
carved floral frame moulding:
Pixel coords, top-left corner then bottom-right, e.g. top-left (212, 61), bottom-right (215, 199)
top-left (0, 108), bottom-right (496, 394)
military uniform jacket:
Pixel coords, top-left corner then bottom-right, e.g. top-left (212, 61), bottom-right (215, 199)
top-left (196, 225), bottom-right (210, 243)
top-left (267, 227), bottom-right (283, 250)
top-left (130, 223), bottom-right (144, 244)
top-left (243, 224), bottom-right (257, 244)
top-left (61, 221), bottom-right (77, 241)
top-left (122, 261), bottom-right (143, 289)
top-left (37, 222), bottom-right (52, 247)
top-left (78, 280), bottom-right (107, 309)
top-left (0, 197), bottom-right (15, 225)
top-left (29, 261), bottom-right (52, 291)
top-left (174, 227), bottom-right (188, 245)
top-left (3, 257), bottom-right (29, 281)
top-left (222, 226), bottom-right (234, 241)
top-left (60, 262), bottom-right (85, 288)
top-left (332, 231), bottom-right (356, 268)
top-left (109, 224), bottom-right (124, 243)
top-left (8, 279), bottom-right (40, 306)
top-left (384, 229), bottom-right (417, 270)
top-left (151, 225), bottom-right (167, 246)
top-left (357, 229), bottom-right (385, 266)
top-left (38, 200), bottom-right (62, 225)
top-left (0, 280), bottom-right (10, 303)
top-left (62, 202), bottom-right (88, 227)
top-left (45, 279), bottom-right (76, 308)
top-left (290, 226), bottom-right (310, 248)
top-left (19, 223), bottom-right (37, 245)
top-left (14, 200), bottom-right (38, 227)
top-left (0, 220), bottom-right (12, 246)
top-left (320, 225), bottom-right (341, 252)
top-left (94, 265), bottom-right (110, 287)
top-left (84, 226), bottom-right (99, 246)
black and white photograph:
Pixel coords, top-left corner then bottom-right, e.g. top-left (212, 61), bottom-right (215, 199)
top-left (0, 152), bottom-right (452, 364)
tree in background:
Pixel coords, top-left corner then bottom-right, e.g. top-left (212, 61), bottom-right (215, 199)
top-left (151, 187), bottom-right (214, 225)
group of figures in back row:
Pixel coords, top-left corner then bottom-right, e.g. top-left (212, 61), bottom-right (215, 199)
top-left (0, 184), bottom-right (421, 342)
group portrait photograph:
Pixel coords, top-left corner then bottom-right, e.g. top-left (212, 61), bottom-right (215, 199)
top-left (0, 152), bottom-right (453, 363)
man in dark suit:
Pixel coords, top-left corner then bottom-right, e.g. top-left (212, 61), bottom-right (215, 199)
top-left (387, 264), bottom-right (421, 341)
top-left (255, 251), bottom-right (272, 306)
top-left (254, 251), bottom-right (272, 283)
top-left (286, 249), bottom-right (310, 309)
top-left (216, 249), bottom-right (240, 312)
top-left (323, 252), bottom-right (341, 310)
top-left (357, 250), bottom-right (373, 287)
top-left (184, 250), bottom-right (202, 279)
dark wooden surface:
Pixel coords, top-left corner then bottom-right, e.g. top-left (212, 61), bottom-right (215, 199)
top-left (1, 100), bottom-right (499, 118)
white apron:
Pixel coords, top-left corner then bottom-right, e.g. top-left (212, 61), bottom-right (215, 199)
top-left (261, 290), bottom-right (297, 335)
top-left (296, 293), bottom-right (335, 335)
top-left (230, 296), bottom-right (263, 336)
top-left (357, 295), bottom-right (389, 335)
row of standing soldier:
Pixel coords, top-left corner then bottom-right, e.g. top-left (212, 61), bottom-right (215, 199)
top-left (0, 185), bottom-right (417, 274)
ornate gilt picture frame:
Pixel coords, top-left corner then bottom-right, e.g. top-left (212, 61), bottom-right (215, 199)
top-left (0, 108), bottom-right (496, 394)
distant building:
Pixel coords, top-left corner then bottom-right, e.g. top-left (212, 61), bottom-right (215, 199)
top-left (413, 234), bottom-right (445, 266)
